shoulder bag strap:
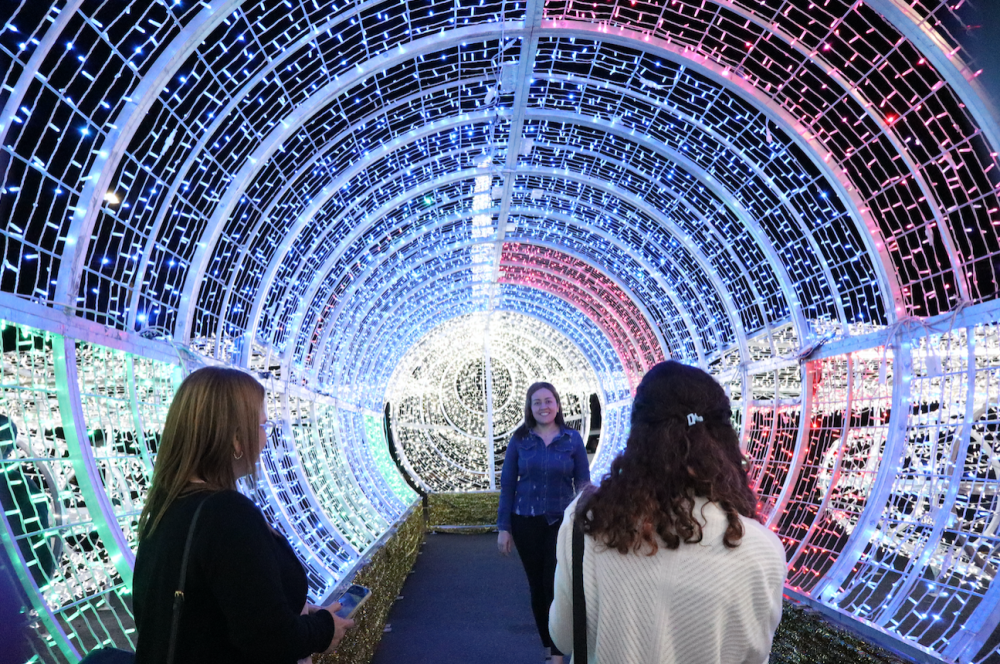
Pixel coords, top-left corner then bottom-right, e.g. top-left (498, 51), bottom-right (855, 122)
top-left (167, 494), bottom-right (212, 664)
top-left (572, 515), bottom-right (587, 664)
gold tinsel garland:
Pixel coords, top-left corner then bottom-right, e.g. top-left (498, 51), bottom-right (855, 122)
top-left (770, 603), bottom-right (908, 664)
top-left (314, 505), bottom-right (425, 664)
top-left (426, 491), bottom-right (499, 532)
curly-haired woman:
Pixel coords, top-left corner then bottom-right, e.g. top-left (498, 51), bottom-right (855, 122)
top-left (549, 361), bottom-right (786, 664)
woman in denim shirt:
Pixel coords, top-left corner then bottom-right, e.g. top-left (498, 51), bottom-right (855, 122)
top-left (497, 382), bottom-right (590, 663)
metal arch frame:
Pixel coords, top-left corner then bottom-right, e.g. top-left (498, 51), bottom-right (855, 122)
top-left (868, 0), bottom-right (1000, 179)
top-left (219, 86), bottom-right (501, 360)
top-left (253, 128), bottom-right (768, 374)
top-left (280, 183), bottom-right (705, 377)
top-left (296, 206), bottom-right (703, 385)
top-left (167, 14), bottom-right (918, 385)
top-left (53, 0), bottom-right (243, 311)
top-left (185, 15), bottom-right (884, 360)
top-left (222, 60), bottom-right (844, 373)
top-left (527, 96), bottom-right (846, 334)
top-left (322, 266), bottom-right (485, 389)
top-left (244, 150), bottom-right (497, 362)
top-left (267, 177), bottom-right (696, 376)
top-left (122, 1), bottom-right (442, 332)
top-left (497, 245), bottom-right (662, 350)
top-left (350, 273), bottom-right (624, 403)
top-left (280, 149), bottom-right (808, 378)
top-left (84, 0), bottom-right (960, 348)
top-left (174, 21), bottom-right (533, 343)
top-left (23, 0), bottom-right (982, 341)
top-left (239, 81), bottom-right (829, 375)
top-left (301, 219), bottom-right (688, 389)
top-left (241, 97), bottom-right (851, 385)
top-left (323, 264), bottom-right (620, 396)
top-left (494, 287), bottom-right (627, 385)
top-left (523, 105), bottom-right (790, 324)
top-left (513, 150), bottom-right (771, 350)
top-left (524, 105), bottom-right (840, 331)
top-left (535, 18), bottom-right (906, 317)
top-left (504, 212), bottom-right (714, 352)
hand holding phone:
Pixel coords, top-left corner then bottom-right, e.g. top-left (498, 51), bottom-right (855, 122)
top-left (319, 587), bottom-right (369, 655)
top-left (333, 584), bottom-right (371, 620)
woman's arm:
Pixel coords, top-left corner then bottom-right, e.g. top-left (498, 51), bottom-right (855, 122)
top-left (571, 430), bottom-right (591, 489)
top-left (496, 436), bottom-right (519, 533)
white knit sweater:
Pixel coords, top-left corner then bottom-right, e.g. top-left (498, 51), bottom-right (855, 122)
top-left (549, 496), bottom-right (787, 664)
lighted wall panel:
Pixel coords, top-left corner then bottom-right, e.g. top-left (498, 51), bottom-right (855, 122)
top-left (0, 323), bottom-right (144, 660)
top-left (4, 0), bottom-right (1000, 662)
top-left (785, 350), bottom-right (894, 593)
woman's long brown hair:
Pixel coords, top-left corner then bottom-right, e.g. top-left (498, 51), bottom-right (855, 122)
top-left (137, 366), bottom-right (265, 540)
top-left (581, 361), bottom-right (758, 553)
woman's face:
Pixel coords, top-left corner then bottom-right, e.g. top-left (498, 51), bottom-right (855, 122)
top-left (531, 388), bottom-right (559, 427)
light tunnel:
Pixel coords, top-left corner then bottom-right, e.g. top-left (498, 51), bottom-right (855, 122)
top-left (1, 0), bottom-right (1000, 661)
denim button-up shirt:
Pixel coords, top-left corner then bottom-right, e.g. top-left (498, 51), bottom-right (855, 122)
top-left (497, 426), bottom-right (590, 532)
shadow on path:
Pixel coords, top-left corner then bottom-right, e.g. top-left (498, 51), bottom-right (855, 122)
top-left (371, 532), bottom-right (543, 664)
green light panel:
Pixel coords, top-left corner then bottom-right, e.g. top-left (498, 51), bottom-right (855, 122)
top-left (309, 401), bottom-right (389, 549)
top-left (1, 323), bottom-right (139, 659)
top-left (362, 414), bottom-right (417, 506)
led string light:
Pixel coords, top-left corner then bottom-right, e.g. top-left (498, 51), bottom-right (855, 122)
top-left (2, 0), bottom-right (1000, 661)
top-left (385, 311), bottom-right (600, 492)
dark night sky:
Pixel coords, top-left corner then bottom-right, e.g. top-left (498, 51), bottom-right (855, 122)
top-left (954, 1), bottom-right (1000, 116)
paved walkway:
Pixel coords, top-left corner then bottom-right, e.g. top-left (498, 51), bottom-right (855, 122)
top-left (371, 532), bottom-right (545, 664)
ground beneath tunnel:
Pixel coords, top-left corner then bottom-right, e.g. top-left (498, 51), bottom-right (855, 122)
top-left (371, 532), bottom-right (910, 664)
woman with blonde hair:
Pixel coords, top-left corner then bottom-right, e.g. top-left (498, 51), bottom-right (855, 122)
top-left (549, 361), bottom-right (786, 664)
top-left (133, 366), bottom-right (353, 664)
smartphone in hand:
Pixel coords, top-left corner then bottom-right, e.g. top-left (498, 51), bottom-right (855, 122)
top-left (334, 584), bottom-right (371, 620)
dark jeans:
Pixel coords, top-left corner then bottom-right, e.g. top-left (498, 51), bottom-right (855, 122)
top-left (510, 513), bottom-right (563, 654)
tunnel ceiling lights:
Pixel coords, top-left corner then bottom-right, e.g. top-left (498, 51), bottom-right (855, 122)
top-left (3, 1), bottom-right (1000, 661)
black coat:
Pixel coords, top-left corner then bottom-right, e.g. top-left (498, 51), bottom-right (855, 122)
top-left (133, 490), bottom-right (334, 664)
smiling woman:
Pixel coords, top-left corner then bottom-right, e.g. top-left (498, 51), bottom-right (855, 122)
top-left (497, 381), bottom-right (590, 664)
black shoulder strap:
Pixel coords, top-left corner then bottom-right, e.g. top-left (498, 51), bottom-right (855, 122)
top-left (572, 515), bottom-right (587, 664)
top-left (167, 494), bottom-right (212, 664)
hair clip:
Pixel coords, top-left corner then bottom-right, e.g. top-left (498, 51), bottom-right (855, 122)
top-left (687, 413), bottom-right (703, 426)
